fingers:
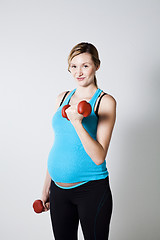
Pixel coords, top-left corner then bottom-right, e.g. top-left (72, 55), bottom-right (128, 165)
top-left (42, 201), bottom-right (50, 212)
top-left (66, 105), bottom-right (77, 113)
top-left (41, 200), bottom-right (49, 211)
top-left (45, 202), bottom-right (50, 211)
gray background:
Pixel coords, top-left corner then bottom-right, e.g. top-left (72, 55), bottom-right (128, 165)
top-left (0, 0), bottom-right (159, 239)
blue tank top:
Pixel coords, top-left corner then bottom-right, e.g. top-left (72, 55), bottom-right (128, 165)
top-left (47, 88), bottom-right (109, 189)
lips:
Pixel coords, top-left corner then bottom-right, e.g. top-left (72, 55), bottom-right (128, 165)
top-left (77, 77), bottom-right (85, 80)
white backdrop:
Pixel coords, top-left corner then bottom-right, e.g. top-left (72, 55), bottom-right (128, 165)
top-left (0, 0), bottom-right (159, 239)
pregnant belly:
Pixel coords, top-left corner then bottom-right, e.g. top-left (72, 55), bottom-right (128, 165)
top-left (47, 143), bottom-right (86, 183)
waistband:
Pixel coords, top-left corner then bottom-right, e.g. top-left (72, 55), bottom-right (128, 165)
top-left (52, 176), bottom-right (109, 190)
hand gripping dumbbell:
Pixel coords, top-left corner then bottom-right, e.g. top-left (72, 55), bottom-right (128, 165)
top-left (33, 199), bottom-right (44, 214)
top-left (62, 100), bottom-right (92, 121)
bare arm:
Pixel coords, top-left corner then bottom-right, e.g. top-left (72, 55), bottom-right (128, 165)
top-left (42, 169), bottom-right (51, 196)
top-left (69, 94), bottom-right (117, 165)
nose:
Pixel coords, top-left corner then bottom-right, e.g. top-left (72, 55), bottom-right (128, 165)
top-left (76, 67), bottom-right (83, 76)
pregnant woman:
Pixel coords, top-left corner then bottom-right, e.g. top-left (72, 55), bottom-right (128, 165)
top-left (41, 42), bottom-right (117, 240)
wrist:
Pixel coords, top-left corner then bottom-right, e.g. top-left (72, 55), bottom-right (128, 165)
top-left (72, 120), bottom-right (82, 127)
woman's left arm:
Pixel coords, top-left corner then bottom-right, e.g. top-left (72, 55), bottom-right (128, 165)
top-left (67, 95), bottom-right (117, 165)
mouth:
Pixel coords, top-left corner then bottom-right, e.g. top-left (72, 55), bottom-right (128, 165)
top-left (77, 77), bottom-right (85, 81)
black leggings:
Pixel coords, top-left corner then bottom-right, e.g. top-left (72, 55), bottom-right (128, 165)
top-left (49, 176), bottom-right (113, 240)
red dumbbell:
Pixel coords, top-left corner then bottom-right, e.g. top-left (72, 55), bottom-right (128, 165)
top-left (33, 199), bottom-right (44, 214)
top-left (61, 104), bottom-right (71, 121)
top-left (77, 101), bottom-right (92, 117)
top-left (62, 100), bottom-right (92, 121)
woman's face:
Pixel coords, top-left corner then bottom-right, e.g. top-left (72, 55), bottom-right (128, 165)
top-left (69, 52), bottom-right (99, 86)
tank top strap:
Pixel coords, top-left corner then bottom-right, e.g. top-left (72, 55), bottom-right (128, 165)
top-left (60, 88), bottom-right (102, 111)
top-left (90, 88), bottom-right (103, 112)
top-left (61, 88), bottom-right (76, 107)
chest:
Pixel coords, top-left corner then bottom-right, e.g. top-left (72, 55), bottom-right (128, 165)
top-left (68, 93), bottom-right (103, 113)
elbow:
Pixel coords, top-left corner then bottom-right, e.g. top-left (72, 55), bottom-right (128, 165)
top-left (96, 161), bottom-right (104, 166)
top-left (96, 148), bottom-right (106, 165)
top-left (94, 144), bottom-right (107, 165)
top-left (96, 157), bottom-right (105, 166)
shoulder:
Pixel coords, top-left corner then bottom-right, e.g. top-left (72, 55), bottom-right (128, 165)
top-left (98, 92), bottom-right (117, 116)
top-left (57, 90), bottom-right (70, 101)
top-left (54, 90), bottom-right (71, 112)
top-left (102, 92), bottom-right (117, 107)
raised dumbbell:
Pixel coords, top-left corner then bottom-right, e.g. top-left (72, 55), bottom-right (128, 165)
top-left (61, 104), bottom-right (71, 121)
top-left (62, 100), bottom-right (92, 121)
top-left (33, 199), bottom-right (44, 214)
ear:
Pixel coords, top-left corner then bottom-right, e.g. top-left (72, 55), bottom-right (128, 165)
top-left (96, 65), bottom-right (100, 71)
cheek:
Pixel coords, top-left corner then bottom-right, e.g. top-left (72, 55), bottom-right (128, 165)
top-left (70, 70), bottom-right (76, 76)
top-left (86, 68), bottom-right (95, 76)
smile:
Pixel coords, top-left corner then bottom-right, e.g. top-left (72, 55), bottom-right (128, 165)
top-left (77, 77), bottom-right (85, 81)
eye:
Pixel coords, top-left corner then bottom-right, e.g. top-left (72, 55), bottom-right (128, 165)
top-left (71, 65), bottom-right (76, 68)
top-left (84, 65), bottom-right (88, 68)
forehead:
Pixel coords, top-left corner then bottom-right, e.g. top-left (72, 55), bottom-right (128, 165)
top-left (71, 52), bottom-right (92, 64)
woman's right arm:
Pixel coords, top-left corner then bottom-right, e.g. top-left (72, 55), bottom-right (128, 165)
top-left (41, 90), bottom-right (70, 211)
top-left (41, 169), bottom-right (51, 211)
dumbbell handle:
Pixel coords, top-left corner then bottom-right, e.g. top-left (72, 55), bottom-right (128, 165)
top-left (62, 100), bottom-right (91, 121)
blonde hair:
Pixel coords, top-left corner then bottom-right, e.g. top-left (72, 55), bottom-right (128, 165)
top-left (68, 42), bottom-right (101, 88)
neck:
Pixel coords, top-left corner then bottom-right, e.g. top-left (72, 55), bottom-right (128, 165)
top-left (74, 85), bottom-right (98, 99)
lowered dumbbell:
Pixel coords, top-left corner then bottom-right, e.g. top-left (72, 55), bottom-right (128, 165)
top-left (33, 199), bottom-right (44, 214)
top-left (62, 100), bottom-right (92, 121)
